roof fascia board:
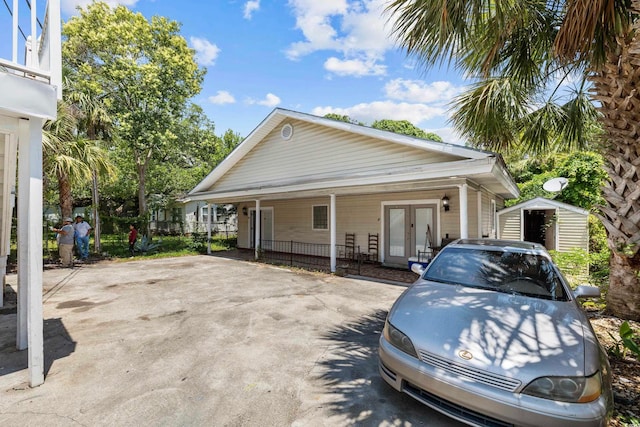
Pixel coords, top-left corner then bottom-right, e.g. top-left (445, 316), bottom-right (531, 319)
top-left (497, 197), bottom-right (589, 216)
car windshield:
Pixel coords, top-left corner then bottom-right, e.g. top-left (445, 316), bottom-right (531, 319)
top-left (423, 247), bottom-right (568, 300)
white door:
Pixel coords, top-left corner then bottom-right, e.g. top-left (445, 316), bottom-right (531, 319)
top-left (385, 204), bottom-right (436, 265)
top-left (249, 208), bottom-right (273, 249)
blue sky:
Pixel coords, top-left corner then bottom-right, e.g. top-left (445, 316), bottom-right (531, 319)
top-left (53, 1), bottom-right (468, 143)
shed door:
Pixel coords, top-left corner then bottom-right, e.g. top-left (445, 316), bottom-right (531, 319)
top-left (523, 209), bottom-right (556, 250)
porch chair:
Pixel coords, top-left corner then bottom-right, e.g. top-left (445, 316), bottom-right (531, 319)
top-left (345, 232), bottom-right (356, 259)
top-left (367, 233), bottom-right (379, 262)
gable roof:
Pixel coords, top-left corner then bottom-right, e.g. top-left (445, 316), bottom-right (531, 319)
top-left (497, 197), bottom-right (590, 216)
top-left (189, 108), bottom-right (519, 201)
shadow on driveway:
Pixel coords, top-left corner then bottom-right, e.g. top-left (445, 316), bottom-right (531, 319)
top-left (317, 309), bottom-right (464, 426)
top-left (0, 316), bottom-right (76, 380)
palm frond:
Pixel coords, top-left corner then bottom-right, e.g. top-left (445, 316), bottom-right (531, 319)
top-left (449, 77), bottom-right (530, 151)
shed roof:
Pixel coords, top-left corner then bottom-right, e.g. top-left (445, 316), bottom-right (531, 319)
top-left (497, 197), bottom-right (590, 217)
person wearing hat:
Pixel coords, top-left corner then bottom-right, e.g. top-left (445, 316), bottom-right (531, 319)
top-left (73, 215), bottom-right (93, 261)
top-left (53, 218), bottom-right (75, 267)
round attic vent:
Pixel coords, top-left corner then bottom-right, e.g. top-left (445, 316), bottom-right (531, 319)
top-left (281, 123), bottom-right (293, 140)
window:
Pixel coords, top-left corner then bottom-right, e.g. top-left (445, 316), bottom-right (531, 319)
top-left (312, 205), bottom-right (328, 230)
top-left (490, 200), bottom-right (497, 238)
top-left (201, 206), bottom-right (209, 223)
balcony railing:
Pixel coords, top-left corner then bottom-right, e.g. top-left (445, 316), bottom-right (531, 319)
top-left (0, 0), bottom-right (61, 98)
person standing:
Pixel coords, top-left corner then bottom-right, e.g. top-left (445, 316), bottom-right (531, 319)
top-left (128, 223), bottom-right (138, 256)
top-left (74, 215), bottom-right (93, 261)
top-left (53, 218), bottom-right (75, 267)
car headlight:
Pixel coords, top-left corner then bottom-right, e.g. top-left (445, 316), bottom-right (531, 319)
top-left (383, 320), bottom-right (418, 358)
top-left (523, 371), bottom-right (602, 403)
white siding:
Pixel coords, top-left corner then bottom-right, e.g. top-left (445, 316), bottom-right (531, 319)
top-left (499, 210), bottom-right (521, 240)
top-left (238, 190), bottom-right (453, 253)
top-left (557, 209), bottom-right (589, 252)
top-left (213, 119), bottom-right (461, 192)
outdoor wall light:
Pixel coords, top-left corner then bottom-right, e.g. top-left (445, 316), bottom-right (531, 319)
top-left (442, 195), bottom-right (450, 212)
top-left (242, 206), bottom-right (248, 216)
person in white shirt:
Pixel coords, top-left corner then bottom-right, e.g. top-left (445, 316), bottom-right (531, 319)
top-left (73, 215), bottom-right (93, 260)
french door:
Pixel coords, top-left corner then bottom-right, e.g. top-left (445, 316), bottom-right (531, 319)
top-left (385, 204), bottom-right (435, 265)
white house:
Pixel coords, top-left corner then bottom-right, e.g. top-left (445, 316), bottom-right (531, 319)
top-left (0, 0), bottom-right (61, 386)
top-left (188, 108), bottom-right (520, 269)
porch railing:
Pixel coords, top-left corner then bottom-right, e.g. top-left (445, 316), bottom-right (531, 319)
top-left (1, 0), bottom-right (61, 98)
top-left (258, 239), bottom-right (362, 275)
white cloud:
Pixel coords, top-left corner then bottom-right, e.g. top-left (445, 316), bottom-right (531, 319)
top-left (312, 101), bottom-right (445, 127)
top-left (190, 37), bottom-right (221, 67)
top-left (384, 79), bottom-right (464, 104)
top-left (247, 93), bottom-right (281, 107)
top-left (285, 0), bottom-right (395, 76)
top-left (324, 57), bottom-right (386, 77)
top-left (243, 0), bottom-right (260, 19)
top-left (61, 0), bottom-right (138, 14)
top-left (208, 91), bottom-right (236, 105)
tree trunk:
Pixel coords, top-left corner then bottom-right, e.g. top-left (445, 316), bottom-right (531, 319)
top-left (58, 172), bottom-right (73, 219)
top-left (136, 160), bottom-right (148, 236)
top-left (589, 4), bottom-right (640, 321)
top-left (607, 252), bottom-right (640, 321)
top-left (92, 171), bottom-right (101, 254)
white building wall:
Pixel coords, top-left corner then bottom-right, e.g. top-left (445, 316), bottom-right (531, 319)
top-left (213, 119), bottom-right (461, 192)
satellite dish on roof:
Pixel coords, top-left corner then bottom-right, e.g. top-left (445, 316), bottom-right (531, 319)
top-left (543, 177), bottom-right (569, 192)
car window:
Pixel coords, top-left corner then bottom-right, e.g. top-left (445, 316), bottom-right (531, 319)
top-left (423, 247), bottom-right (567, 300)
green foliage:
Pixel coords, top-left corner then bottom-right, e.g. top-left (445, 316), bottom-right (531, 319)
top-left (372, 119), bottom-right (443, 142)
top-left (135, 236), bottom-right (162, 254)
top-left (188, 232), bottom-right (237, 254)
top-left (607, 321), bottom-right (640, 361)
top-left (323, 113), bottom-right (360, 124)
top-left (588, 215), bottom-right (610, 287)
top-left (63, 2), bottom-right (205, 217)
top-left (505, 152), bottom-right (607, 209)
top-left (549, 248), bottom-right (590, 287)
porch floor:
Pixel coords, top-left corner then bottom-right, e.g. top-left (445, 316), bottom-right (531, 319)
top-left (211, 248), bottom-right (417, 285)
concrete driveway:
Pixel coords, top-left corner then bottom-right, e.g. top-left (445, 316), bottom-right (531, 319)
top-left (0, 255), bottom-right (462, 426)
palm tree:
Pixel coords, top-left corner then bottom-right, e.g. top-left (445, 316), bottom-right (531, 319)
top-left (43, 100), bottom-right (87, 219)
top-left (66, 88), bottom-right (113, 253)
top-left (387, 0), bottom-right (640, 321)
top-left (43, 99), bottom-right (115, 234)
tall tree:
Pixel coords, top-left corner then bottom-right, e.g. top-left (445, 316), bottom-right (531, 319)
top-left (387, 0), bottom-right (640, 320)
top-left (62, 2), bottom-right (204, 227)
top-left (372, 119), bottom-right (443, 142)
top-left (43, 100), bottom-right (115, 220)
top-left (66, 86), bottom-right (113, 253)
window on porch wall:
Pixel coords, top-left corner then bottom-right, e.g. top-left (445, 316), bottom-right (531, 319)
top-left (312, 205), bottom-right (328, 230)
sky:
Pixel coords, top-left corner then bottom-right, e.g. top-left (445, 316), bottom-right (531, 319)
top-left (7, 0), bottom-right (471, 144)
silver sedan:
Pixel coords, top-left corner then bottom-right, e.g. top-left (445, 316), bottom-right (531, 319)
top-left (379, 239), bottom-right (613, 427)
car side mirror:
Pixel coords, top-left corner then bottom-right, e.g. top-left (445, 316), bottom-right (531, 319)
top-left (411, 263), bottom-right (425, 276)
top-left (573, 285), bottom-right (601, 299)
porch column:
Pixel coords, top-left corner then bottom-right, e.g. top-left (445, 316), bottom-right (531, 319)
top-left (17, 118), bottom-right (44, 387)
top-left (330, 194), bottom-right (336, 273)
top-left (477, 190), bottom-right (483, 238)
top-left (254, 200), bottom-right (261, 260)
top-left (206, 203), bottom-right (212, 255)
top-left (459, 183), bottom-right (469, 239)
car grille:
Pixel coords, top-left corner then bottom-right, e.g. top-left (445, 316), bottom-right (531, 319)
top-left (404, 382), bottom-right (514, 427)
top-left (418, 350), bottom-right (521, 392)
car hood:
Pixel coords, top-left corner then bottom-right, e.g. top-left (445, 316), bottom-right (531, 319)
top-left (389, 280), bottom-right (602, 382)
